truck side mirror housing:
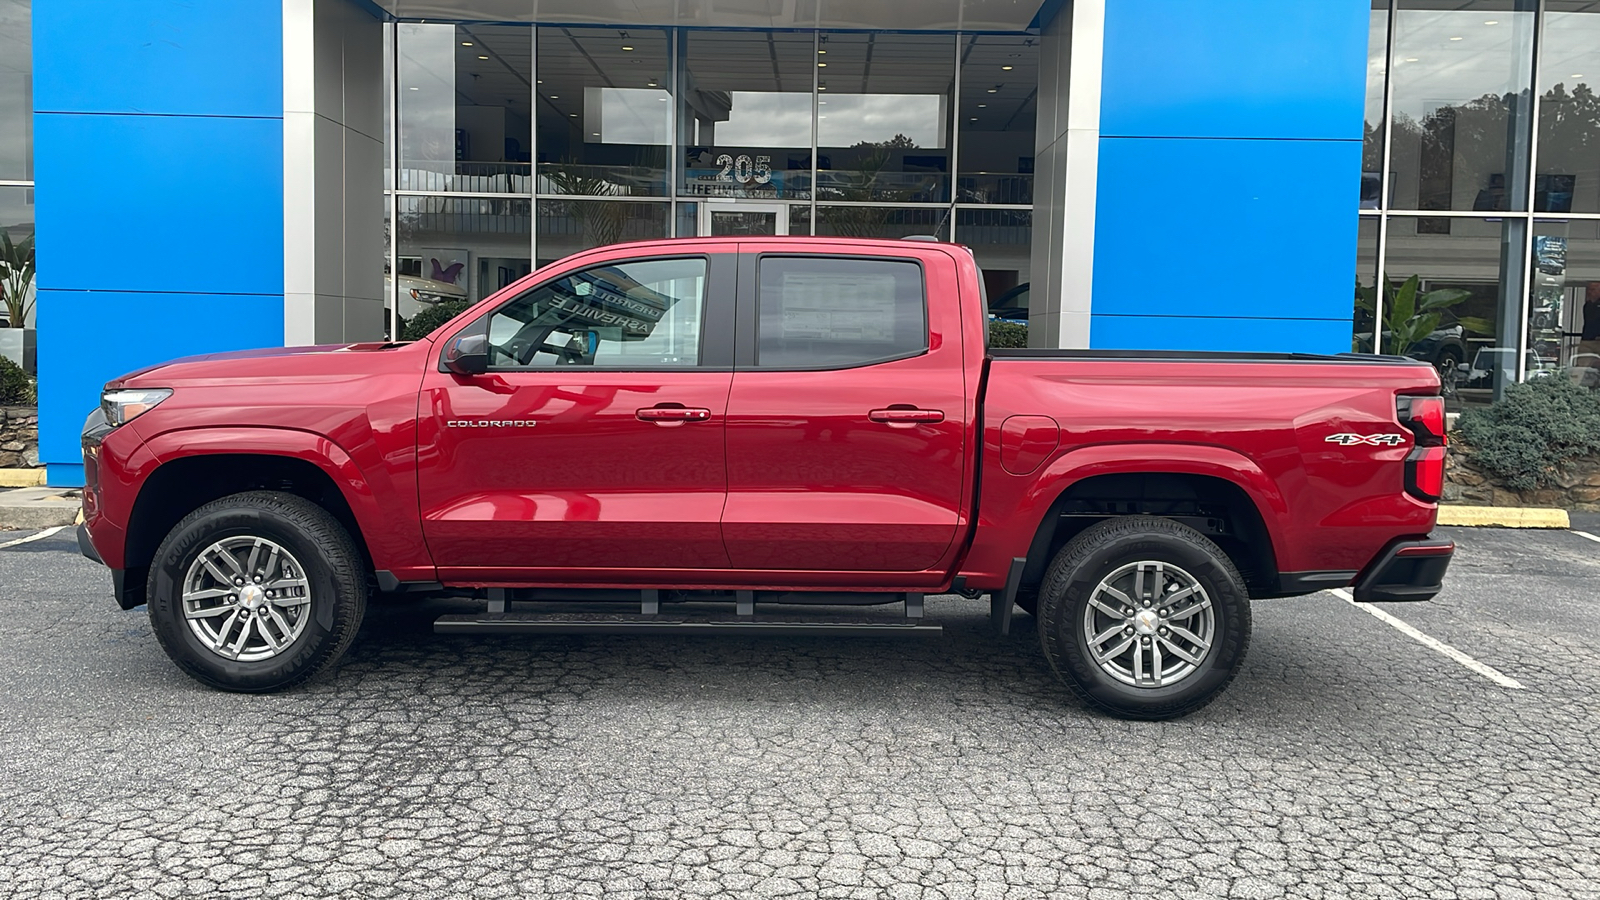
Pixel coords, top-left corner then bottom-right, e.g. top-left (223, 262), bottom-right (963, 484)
top-left (441, 327), bottom-right (490, 376)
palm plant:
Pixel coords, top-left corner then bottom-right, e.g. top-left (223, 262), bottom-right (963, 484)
top-left (542, 165), bottom-right (631, 249)
top-left (0, 229), bottom-right (35, 328)
top-left (1354, 274), bottom-right (1479, 356)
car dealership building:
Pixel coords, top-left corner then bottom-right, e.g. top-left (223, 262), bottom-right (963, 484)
top-left (6, 0), bottom-right (1600, 486)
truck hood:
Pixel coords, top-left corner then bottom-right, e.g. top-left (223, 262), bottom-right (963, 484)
top-left (108, 342), bottom-right (416, 388)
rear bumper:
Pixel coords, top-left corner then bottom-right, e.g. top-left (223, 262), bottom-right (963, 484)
top-left (1352, 537), bottom-right (1454, 602)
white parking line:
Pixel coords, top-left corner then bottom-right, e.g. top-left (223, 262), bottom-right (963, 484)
top-left (1573, 530), bottom-right (1600, 544)
top-left (1331, 588), bottom-right (1525, 690)
top-left (0, 526), bottom-right (66, 550)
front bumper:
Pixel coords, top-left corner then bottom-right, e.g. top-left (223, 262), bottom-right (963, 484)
top-left (78, 521), bottom-right (144, 609)
top-left (1352, 537), bottom-right (1454, 602)
top-left (75, 522), bottom-right (103, 564)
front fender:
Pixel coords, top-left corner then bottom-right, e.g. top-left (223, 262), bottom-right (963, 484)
top-left (137, 426), bottom-right (433, 580)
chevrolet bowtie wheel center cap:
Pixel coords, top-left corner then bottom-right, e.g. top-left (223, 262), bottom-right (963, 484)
top-left (1133, 609), bottom-right (1161, 635)
top-left (239, 585), bottom-right (266, 610)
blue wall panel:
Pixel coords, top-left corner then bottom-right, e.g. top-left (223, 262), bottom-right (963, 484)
top-left (1099, 0), bottom-right (1369, 140)
top-left (33, 1), bottom-right (285, 486)
top-left (33, 0), bottom-right (283, 118)
top-left (1090, 315), bottom-right (1351, 354)
top-left (1090, 0), bottom-right (1368, 355)
top-left (1091, 137), bottom-right (1359, 325)
top-left (35, 291), bottom-right (286, 469)
top-left (34, 114), bottom-right (283, 296)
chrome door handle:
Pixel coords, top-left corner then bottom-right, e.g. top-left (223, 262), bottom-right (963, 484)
top-left (868, 407), bottom-right (945, 427)
top-left (636, 405), bottom-right (713, 427)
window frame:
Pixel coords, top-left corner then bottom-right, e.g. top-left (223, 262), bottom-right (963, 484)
top-left (469, 252), bottom-right (735, 373)
top-left (736, 252), bottom-right (931, 372)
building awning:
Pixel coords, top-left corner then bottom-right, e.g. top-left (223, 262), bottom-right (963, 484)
top-left (371, 0), bottom-right (1050, 32)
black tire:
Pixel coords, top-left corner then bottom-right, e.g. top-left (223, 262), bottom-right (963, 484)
top-left (1036, 516), bottom-right (1251, 720)
top-left (147, 491), bottom-right (368, 692)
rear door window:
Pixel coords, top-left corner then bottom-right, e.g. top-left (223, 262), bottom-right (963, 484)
top-left (755, 257), bottom-right (927, 369)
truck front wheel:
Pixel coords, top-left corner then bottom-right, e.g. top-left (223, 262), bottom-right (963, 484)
top-left (1036, 516), bottom-right (1251, 720)
top-left (146, 491), bottom-right (368, 692)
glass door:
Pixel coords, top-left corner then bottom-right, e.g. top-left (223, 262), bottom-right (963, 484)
top-left (701, 202), bottom-right (790, 236)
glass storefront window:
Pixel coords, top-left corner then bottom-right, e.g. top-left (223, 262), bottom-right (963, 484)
top-left (1388, 1), bottom-right (1535, 215)
top-left (816, 32), bottom-right (954, 204)
top-left (958, 35), bottom-right (1037, 206)
top-left (812, 205), bottom-right (949, 240)
top-left (957, 207), bottom-right (1031, 309)
top-left (1361, 2), bottom-right (1388, 209)
top-left (0, 0), bottom-right (30, 182)
top-left (0, 185), bottom-right (32, 329)
top-left (1536, 3), bottom-right (1600, 214)
top-left (1386, 214), bottom-right (1522, 409)
top-left (396, 195), bottom-right (531, 317)
top-left (398, 24), bottom-right (534, 193)
top-left (1531, 220), bottom-right (1600, 387)
top-left (381, 24), bottom-right (1037, 322)
top-left (536, 199), bottom-right (669, 263)
top-left (789, 204), bottom-right (813, 236)
top-left (1353, 216), bottom-right (1379, 350)
top-left (537, 27), bottom-right (671, 198)
top-left (679, 31), bottom-right (815, 202)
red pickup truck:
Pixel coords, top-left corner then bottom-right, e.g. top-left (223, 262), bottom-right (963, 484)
top-left (76, 237), bottom-right (1453, 719)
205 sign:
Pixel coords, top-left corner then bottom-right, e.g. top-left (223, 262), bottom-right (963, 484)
top-left (715, 154), bottom-right (773, 184)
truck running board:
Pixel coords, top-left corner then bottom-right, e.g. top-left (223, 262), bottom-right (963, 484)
top-left (434, 589), bottom-right (941, 637)
top-left (434, 613), bottom-right (942, 637)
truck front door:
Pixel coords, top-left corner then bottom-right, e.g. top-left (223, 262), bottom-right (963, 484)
top-left (721, 246), bottom-right (971, 572)
top-left (417, 247), bottom-right (737, 580)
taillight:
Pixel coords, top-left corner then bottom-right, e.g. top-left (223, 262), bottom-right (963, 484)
top-left (1399, 395), bottom-right (1446, 445)
top-left (1398, 394), bottom-right (1447, 502)
top-left (1406, 446), bottom-right (1446, 501)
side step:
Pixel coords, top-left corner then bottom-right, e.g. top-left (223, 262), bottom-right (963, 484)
top-left (434, 588), bottom-right (941, 637)
top-left (435, 612), bottom-right (942, 637)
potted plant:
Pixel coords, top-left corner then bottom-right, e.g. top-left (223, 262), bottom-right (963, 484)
top-left (0, 229), bottom-right (35, 375)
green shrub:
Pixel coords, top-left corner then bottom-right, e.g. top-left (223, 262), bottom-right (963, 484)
top-left (0, 356), bottom-right (34, 406)
top-left (401, 299), bottom-right (472, 342)
top-left (988, 321), bottom-right (1029, 349)
top-left (1457, 376), bottom-right (1600, 491)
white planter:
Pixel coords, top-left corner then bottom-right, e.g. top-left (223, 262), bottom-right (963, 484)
top-left (0, 328), bottom-right (35, 375)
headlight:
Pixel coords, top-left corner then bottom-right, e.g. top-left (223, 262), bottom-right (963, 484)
top-left (101, 388), bottom-right (173, 427)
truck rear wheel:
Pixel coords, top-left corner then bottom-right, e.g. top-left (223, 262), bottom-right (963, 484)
top-left (146, 491), bottom-right (367, 692)
top-left (1036, 516), bottom-right (1251, 720)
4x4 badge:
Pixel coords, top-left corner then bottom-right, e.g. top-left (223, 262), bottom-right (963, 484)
top-left (1326, 433), bottom-right (1406, 446)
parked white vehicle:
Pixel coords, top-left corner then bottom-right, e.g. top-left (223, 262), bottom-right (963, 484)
top-left (384, 272), bottom-right (468, 321)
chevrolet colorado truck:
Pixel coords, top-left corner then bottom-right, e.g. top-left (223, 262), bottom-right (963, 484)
top-left (76, 237), bottom-right (1454, 719)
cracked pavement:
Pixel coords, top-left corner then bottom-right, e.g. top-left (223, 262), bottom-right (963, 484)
top-left (1, 525), bottom-right (1598, 898)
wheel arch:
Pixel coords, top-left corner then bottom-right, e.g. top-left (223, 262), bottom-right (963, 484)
top-left (126, 438), bottom-right (377, 580)
top-left (1015, 447), bottom-right (1288, 597)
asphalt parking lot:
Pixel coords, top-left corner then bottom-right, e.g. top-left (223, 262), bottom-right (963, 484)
top-left (1, 525), bottom-right (1598, 899)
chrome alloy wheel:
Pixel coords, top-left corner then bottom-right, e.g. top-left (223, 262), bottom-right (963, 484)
top-left (1081, 560), bottom-right (1216, 688)
top-left (182, 537), bottom-right (312, 662)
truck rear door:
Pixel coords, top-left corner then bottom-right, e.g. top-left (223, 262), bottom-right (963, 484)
top-left (720, 244), bottom-right (970, 572)
top-left (416, 245), bottom-right (738, 579)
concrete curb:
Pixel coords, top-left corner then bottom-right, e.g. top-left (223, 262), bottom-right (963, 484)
top-left (0, 469), bottom-right (45, 488)
top-left (0, 487), bottom-right (81, 532)
top-left (1437, 506), bottom-right (1571, 529)
top-left (0, 507), bottom-right (78, 531)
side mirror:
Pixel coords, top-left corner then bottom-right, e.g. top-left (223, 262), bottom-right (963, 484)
top-left (441, 329), bottom-right (489, 376)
